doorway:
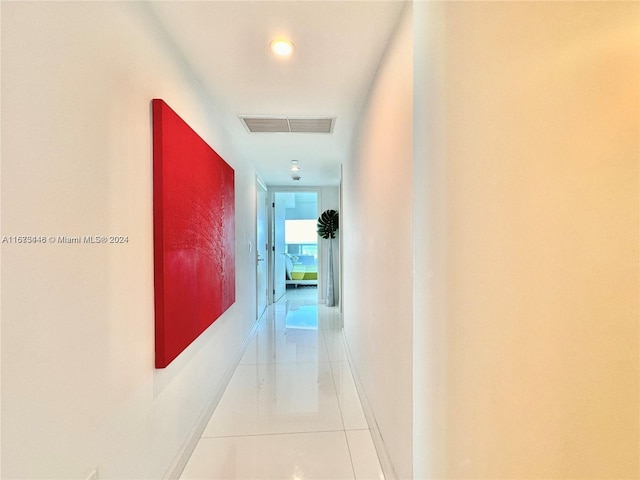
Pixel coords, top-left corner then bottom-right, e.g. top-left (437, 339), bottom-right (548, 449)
top-left (270, 190), bottom-right (319, 304)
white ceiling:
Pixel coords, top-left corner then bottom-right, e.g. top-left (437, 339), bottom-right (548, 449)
top-left (147, 1), bottom-right (406, 186)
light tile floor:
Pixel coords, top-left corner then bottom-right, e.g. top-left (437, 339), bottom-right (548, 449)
top-left (180, 287), bottom-right (384, 480)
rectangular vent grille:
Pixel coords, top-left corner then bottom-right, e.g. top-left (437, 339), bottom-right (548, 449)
top-left (241, 116), bottom-right (334, 134)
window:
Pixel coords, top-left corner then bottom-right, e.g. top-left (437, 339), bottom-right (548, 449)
top-left (285, 219), bottom-right (317, 264)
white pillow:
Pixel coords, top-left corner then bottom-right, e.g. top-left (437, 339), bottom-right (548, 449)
top-left (285, 254), bottom-right (294, 279)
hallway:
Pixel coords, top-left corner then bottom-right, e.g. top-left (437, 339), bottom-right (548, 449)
top-left (179, 287), bottom-right (384, 479)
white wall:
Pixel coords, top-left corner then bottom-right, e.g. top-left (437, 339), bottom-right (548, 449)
top-left (414, 1), bottom-right (639, 478)
top-left (284, 192), bottom-right (318, 220)
top-left (346, 2), bottom-right (638, 478)
top-left (343, 5), bottom-right (413, 479)
top-left (1, 3), bottom-right (257, 479)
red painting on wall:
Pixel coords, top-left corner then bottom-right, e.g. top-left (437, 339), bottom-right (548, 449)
top-left (152, 99), bottom-right (235, 369)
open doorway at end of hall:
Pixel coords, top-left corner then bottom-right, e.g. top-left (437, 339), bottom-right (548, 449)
top-left (271, 190), bottom-right (319, 305)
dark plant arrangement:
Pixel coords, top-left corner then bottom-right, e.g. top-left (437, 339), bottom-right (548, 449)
top-left (317, 209), bottom-right (339, 239)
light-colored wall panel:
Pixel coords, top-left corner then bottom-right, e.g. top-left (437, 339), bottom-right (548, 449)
top-left (413, 2), bottom-right (639, 478)
top-left (343, 5), bottom-right (414, 478)
top-left (1, 3), bottom-right (257, 478)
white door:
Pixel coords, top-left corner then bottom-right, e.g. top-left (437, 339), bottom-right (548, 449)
top-left (256, 181), bottom-right (268, 319)
top-left (272, 193), bottom-right (287, 302)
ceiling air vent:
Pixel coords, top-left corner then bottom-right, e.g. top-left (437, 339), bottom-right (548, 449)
top-left (240, 116), bottom-right (334, 134)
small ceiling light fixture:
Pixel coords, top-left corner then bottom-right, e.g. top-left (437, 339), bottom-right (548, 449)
top-left (271, 38), bottom-right (295, 57)
top-left (290, 160), bottom-right (300, 171)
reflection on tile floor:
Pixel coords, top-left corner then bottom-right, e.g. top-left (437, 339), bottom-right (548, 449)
top-left (180, 287), bottom-right (384, 480)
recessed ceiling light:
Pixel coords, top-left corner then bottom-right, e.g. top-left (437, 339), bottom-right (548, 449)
top-left (290, 160), bottom-right (300, 171)
top-left (270, 39), bottom-right (294, 57)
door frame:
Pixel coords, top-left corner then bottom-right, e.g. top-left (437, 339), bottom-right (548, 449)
top-left (256, 177), bottom-right (268, 319)
top-left (270, 191), bottom-right (287, 303)
top-left (267, 187), bottom-right (321, 305)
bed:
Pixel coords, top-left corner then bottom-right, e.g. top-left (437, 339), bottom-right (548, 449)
top-left (285, 254), bottom-right (318, 286)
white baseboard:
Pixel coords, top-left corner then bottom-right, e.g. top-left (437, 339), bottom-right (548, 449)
top-left (340, 331), bottom-right (399, 480)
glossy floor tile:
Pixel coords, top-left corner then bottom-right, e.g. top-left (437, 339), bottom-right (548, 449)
top-left (346, 430), bottom-right (385, 480)
top-left (181, 287), bottom-right (384, 480)
top-left (202, 362), bottom-right (344, 437)
top-left (330, 361), bottom-right (368, 430)
top-left (180, 432), bottom-right (354, 480)
top-left (240, 313), bottom-right (330, 365)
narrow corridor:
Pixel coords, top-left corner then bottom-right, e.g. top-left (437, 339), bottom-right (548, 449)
top-left (179, 287), bottom-right (384, 479)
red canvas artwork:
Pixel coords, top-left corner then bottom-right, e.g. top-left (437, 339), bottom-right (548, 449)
top-left (152, 99), bottom-right (235, 369)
